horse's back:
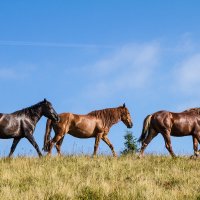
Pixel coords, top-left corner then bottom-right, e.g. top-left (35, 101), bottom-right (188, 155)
top-left (151, 111), bottom-right (172, 130)
top-left (172, 111), bottom-right (200, 135)
top-left (152, 110), bottom-right (172, 123)
top-left (152, 110), bottom-right (197, 120)
top-left (58, 112), bottom-right (71, 121)
top-left (54, 112), bottom-right (102, 138)
top-left (151, 110), bottom-right (200, 136)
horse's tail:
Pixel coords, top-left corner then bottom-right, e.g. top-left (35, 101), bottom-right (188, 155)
top-left (138, 114), bottom-right (152, 143)
top-left (43, 119), bottom-right (53, 152)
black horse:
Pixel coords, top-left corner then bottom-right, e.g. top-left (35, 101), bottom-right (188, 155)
top-left (0, 99), bottom-right (59, 157)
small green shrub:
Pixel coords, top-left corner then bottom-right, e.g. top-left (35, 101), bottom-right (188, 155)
top-left (121, 131), bottom-right (139, 155)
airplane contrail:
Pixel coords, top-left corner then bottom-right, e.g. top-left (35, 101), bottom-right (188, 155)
top-left (0, 40), bottom-right (116, 49)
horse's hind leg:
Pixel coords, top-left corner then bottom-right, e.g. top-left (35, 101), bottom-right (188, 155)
top-left (162, 131), bottom-right (176, 157)
top-left (55, 136), bottom-right (64, 156)
top-left (139, 128), bottom-right (158, 158)
top-left (102, 136), bottom-right (117, 157)
top-left (8, 138), bottom-right (21, 157)
top-left (193, 133), bottom-right (200, 156)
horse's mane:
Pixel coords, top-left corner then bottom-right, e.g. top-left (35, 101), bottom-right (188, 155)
top-left (184, 107), bottom-right (200, 115)
top-left (12, 101), bottom-right (44, 116)
top-left (88, 107), bottom-right (121, 128)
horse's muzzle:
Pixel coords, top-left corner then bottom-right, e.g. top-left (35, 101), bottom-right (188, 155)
top-left (127, 122), bottom-right (133, 128)
top-left (52, 114), bottom-right (60, 122)
top-left (55, 115), bottom-right (60, 122)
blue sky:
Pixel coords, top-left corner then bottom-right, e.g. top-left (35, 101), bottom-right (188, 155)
top-left (0, 1), bottom-right (200, 156)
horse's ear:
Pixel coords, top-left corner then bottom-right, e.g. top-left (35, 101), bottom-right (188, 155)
top-left (123, 103), bottom-right (126, 108)
top-left (44, 98), bottom-right (47, 103)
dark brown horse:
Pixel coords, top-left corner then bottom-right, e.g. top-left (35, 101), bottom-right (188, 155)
top-left (138, 108), bottom-right (200, 158)
top-left (43, 104), bottom-right (133, 157)
top-left (0, 99), bottom-right (59, 157)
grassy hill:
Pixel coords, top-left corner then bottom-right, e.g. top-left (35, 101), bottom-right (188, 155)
top-left (0, 155), bottom-right (199, 200)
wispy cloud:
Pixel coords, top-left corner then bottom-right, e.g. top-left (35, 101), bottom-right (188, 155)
top-left (82, 42), bottom-right (161, 99)
top-left (0, 64), bottom-right (36, 80)
top-left (0, 68), bottom-right (18, 79)
top-left (174, 53), bottom-right (200, 94)
top-left (0, 40), bottom-right (116, 49)
top-left (174, 33), bottom-right (195, 53)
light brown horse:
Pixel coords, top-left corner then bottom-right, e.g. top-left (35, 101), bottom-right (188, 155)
top-left (138, 108), bottom-right (200, 158)
top-left (43, 104), bottom-right (133, 156)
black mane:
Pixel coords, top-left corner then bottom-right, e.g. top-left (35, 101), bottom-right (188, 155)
top-left (12, 101), bottom-right (44, 116)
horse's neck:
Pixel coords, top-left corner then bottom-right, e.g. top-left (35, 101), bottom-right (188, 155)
top-left (107, 108), bottom-right (121, 128)
top-left (27, 106), bottom-right (43, 125)
top-left (110, 118), bottom-right (120, 127)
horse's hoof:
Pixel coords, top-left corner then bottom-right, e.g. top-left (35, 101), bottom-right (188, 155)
top-left (137, 154), bottom-right (143, 159)
top-left (190, 156), bottom-right (195, 159)
top-left (190, 155), bottom-right (199, 159)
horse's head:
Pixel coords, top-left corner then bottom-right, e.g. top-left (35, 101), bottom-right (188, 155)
top-left (119, 103), bottom-right (133, 128)
top-left (41, 99), bottom-right (59, 122)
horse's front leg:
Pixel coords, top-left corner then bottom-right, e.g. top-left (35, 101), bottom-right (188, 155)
top-left (102, 135), bottom-right (117, 157)
top-left (191, 136), bottom-right (199, 158)
top-left (93, 133), bottom-right (103, 157)
top-left (55, 136), bottom-right (65, 156)
top-left (191, 133), bottom-right (200, 158)
top-left (25, 133), bottom-right (42, 157)
top-left (47, 134), bottom-right (63, 156)
top-left (8, 138), bottom-right (21, 157)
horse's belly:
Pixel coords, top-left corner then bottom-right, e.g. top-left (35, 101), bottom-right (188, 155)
top-left (68, 129), bottom-right (95, 138)
top-left (171, 126), bottom-right (192, 136)
top-left (0, 127), bottom-right (21, 138)
top-left (68, 120), bottom-right (98, 138)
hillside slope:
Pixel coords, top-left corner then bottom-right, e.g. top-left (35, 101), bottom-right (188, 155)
top-left (0, 155), bottom-right (199, 200)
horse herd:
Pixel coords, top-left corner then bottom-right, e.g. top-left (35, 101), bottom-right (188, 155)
top-left (0, 99), bottom-right (200, 158)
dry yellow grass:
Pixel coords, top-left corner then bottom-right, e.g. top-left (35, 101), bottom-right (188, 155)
top-left (0, 155), bottom-right (199, 200)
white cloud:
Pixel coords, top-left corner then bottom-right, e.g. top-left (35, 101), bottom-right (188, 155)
top-left (83, 42), bottom-right (161, 99)
top-left (175, 54), bottom-right (200, 93)
top-left (0, 68), bottom-right (18, 79)
top-left (0, 64), bottom-right (36, 80)
top-left (174, 33), bottom-right (195, 53)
